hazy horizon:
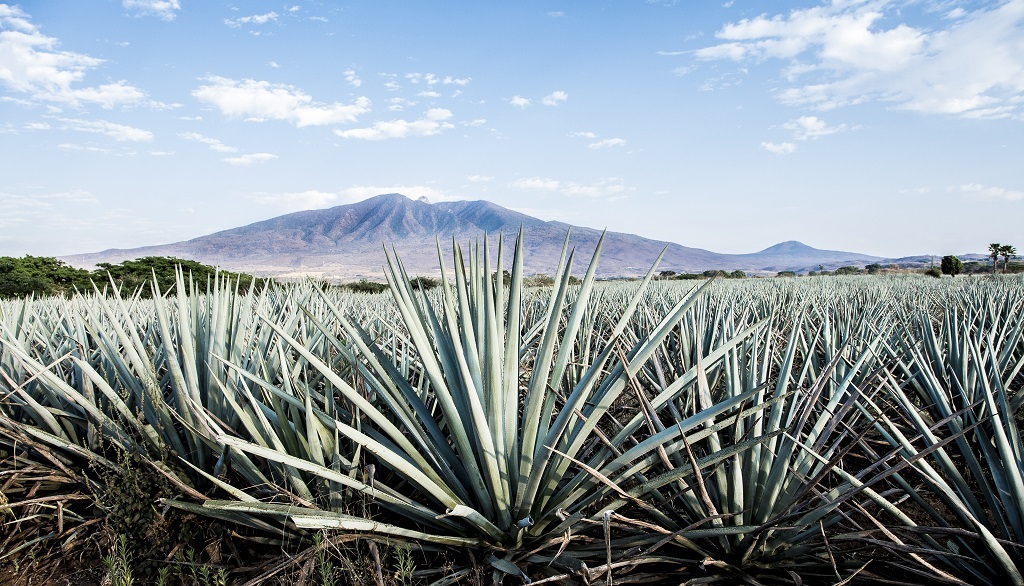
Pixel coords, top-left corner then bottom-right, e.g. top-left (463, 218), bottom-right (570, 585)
top-left (1, 1), bottom-right (1021, 259)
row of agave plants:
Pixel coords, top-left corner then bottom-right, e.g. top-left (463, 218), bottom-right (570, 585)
top-left (1, 232), bottom-right (1024, 584)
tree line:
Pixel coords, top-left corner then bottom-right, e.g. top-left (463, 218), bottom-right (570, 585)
top-left (0, 256), bottom-right (264, 299)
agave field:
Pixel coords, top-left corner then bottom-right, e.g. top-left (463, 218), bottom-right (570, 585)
top-left (2, 233), bottom-right (1024, 585)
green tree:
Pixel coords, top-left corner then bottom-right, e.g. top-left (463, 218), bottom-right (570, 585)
top-left (1000, 244), bottom-right (1017, 273)
top-left (776, 271), bottom-right (797, 277)
top-left (989, 243), bottom-right (1002, 274)
top-left (940, 255), bottom-right (963, 277)
top-left (0, 256), bottom-right (91, 298)
top-left (93, 256), bottom-right (262, 297)
top-left (835, 266), bottom-right (861, 275)
top-left (343, 280), bottom-right (388, 294)
top-left (408, 276), bottom-right (440, 291)
top-left (729, 270), bottom-right (746, 279)
top-left (925, 267), bottom-right (942, 278)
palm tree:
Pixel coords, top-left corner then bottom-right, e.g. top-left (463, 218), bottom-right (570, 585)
top-left (989, 243), bottom-right (1002, 274)
top-left (1000, 244), bottom-right (1017, 273)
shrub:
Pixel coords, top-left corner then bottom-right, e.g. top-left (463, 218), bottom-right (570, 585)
top-left (343, 279), bottom-right (388, 294)
top-left (409, 276), bottom-right (439, 290)
top-left (940, 255), bottom-right (964, 276)
top-left (776, 271), bottom-right (797, 277)
top-left (925, 266), bottom-right (942, 278)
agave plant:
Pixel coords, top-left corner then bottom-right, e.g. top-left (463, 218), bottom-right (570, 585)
top-left (172, 231), bottom-right (812, 581)
top-left (857, 287), bottom-right (1024, 585)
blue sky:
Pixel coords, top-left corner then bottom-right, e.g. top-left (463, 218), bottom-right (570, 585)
top-left (1, 0), bottom-right (1021, 259)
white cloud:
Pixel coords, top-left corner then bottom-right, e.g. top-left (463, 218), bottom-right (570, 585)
top-left (57, 143), bottom-right (115, 155)
top-left (0, 188), bottom-right (98, 211)
top-left (267, 61), bottom-right (280, 68)
top-left (510, 95), bottom-right (531, 108)
top-left (443, 76), bottom-right (471, 86)
top-left (287, 5), bottom-right (301, 13)
top-left (0, 6), bottom-right (148, 108)
top-left (570, 131), bottom-right (598, 139)
top-left (225, 12), bottom-right (279, 28)
top-left (417, 91), bottom-right (441, 98)
top-left (405, 72), bottom-right (439, 85)
top-left (122, 0), bottom-right (180, 21)
top-left (782, 116), bottom-right (848, 140)
top-left (951, 183), bottom-right (1023, 201)
top-left (542, 90), bottom-right (568, 106)
top-left (251, 190), bottom-right (340, 209)
top-left (695, 1), bottom-right (1024, 119)
top-left (344, 69), bottom-right (362, 87)
top-left (334, 108), bottom-right (454, 140)
top-left (388, 97), bottom-right (417, 111)
top-left (24, 121), bottom-right (50, 130)
top-left (588, 138), bottom-right (627, 149)
top-left (548, 11), bottom-right (565, 18)
top-left (224, 153), bottom-right (278, 165)
top-left (193, 76), bottom-right (371, 127)
top-left (761, 141), bottom-right (796, 155)
top-left (341, 185), bottom-right (450, 202)
top-left (511, 177), bottom-right (631, 199)
top-left (178, 132), bottom-right (236, 152)
top-left (466, 175), bottom-right (494, 182)
top-left (58, 117), bottom-right (153, 141)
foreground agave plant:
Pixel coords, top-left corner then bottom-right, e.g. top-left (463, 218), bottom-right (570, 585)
top-left (183, 231), bottom-right (798, 580)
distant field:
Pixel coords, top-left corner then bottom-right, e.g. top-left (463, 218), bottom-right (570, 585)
top-left (2, 244), bottom-right (1023, 584)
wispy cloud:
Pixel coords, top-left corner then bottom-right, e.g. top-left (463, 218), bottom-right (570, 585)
top-left (951, 183), bottom-right (1023, 201)
top-left (388, 97), bottom-right (417, 111)
top-left (466, 175), bottom-right (494, 182)
top-left (0, 189), bottom-right (100, 227)
top-left (178, 132), bottom-right (236, 152)
top-left (344, 69), bottom-right (362, 87)
top-left (0, 6), bottom-right (148, 109)
top-left (122, 0), bottom-right (180, 21)
top-left (58, 118), bottom-right (153, 142)
top-left (405, 72), bottom-right (439, 85)
top-left (541, 90), bottom-right (568, 106)
top-left (761, 141), bottom-right (796, 155)
top-left (588, 138), bottom-right (627, 149)
top-left (341, 185), bottom-right (450, 201)
top-left (695, 1), bottom-right (1024, 119)
top-left (783, 116), bottom-right (848, 140)
top-left (334, 108), bottom-right (454, 140)
top-left (510, 95), bottom-right (531, 108)
top-left (225, 12), bottom-right (279, 28)
top-left (250, 190), bottom-right (340, 209)
top-left (224, 152), bottom-right (278, 165)
top-left (193, 76), bottom-right (371, 127)
top-left (511, 177), bottom-right (631, 199)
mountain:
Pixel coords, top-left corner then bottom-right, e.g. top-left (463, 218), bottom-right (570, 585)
top-left (63, 193), bottom-right (884, 279)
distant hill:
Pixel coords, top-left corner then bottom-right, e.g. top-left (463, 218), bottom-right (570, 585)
top-left (64, 193), bottom-right (892, 279)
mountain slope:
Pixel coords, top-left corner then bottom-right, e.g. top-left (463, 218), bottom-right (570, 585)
top-left (64, 193), bottom-right (882, 279)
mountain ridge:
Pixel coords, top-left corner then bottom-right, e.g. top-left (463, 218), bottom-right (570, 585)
top-left (64, 193), bottom-right (890, 279)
